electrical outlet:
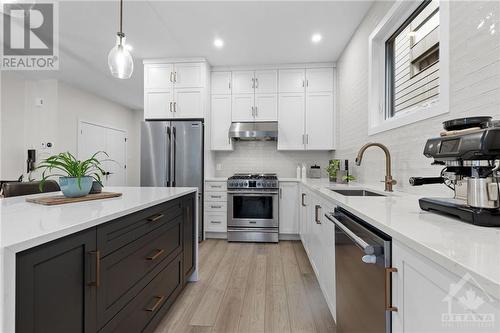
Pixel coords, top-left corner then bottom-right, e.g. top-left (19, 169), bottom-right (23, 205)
top-left (41, 142), bottom-right (46, 149)
top-left (216, 163), bottom-right (223, 171)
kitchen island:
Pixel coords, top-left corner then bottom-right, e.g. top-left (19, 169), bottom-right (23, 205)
top-left (0, 186), bottom-right (198, 333)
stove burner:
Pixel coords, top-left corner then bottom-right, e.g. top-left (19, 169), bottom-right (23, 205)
top-left (227, 173), bottom-right (278, 189)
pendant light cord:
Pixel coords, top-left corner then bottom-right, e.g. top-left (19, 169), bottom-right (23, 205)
top-left (119, 0), bottom-right (123, 34)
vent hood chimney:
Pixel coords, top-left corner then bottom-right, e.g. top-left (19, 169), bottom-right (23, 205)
top-left (229, 122), bottom-right (278, 141)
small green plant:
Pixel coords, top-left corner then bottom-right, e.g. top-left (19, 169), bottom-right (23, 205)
top-left (37, 151), bottom-right (108, 191)
top-left (326, 160), bottom-right (341, 178)
top-left (342, 174), bottom-right (356, 182)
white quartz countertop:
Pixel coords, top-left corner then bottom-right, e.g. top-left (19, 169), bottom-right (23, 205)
top-left (0, 186), bottom-right (197, 253)
top-left (300, 178), bottom-right (500, 298)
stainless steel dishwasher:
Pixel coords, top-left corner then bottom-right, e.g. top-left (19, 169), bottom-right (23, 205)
top-left (326, 207), bottom-right (397, 333)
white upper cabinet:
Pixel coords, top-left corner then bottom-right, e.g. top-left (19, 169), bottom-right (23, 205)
top-left (306, 68), bottom-right (334, 92)
top-left (173, 63), bottom-right (204, 88)
top-left (278, 93), bottom-right (305, 150)
top-left (144, 90), bottom-right (173, 119)
top-left (254, 94), bottom-right (277, 122)
top-left (232, 71), bottom-right (255, 94)
top-left (144, 60), bottom-right (207, 120)
top-left (231, 94), bottom-right (254, 122)
top-left (211, 95), bottom-right (232, 151)
top-left (211, 72), bottom-right (232, 95)
top-left (254, 70), bottom-right (277, 93)
top-left (279, 69), bottom-right (305, 93)
top-left (306, 92), bottom-right (334, 150)
top-left (144, 64), bottom-right (173, 90)
top-left (173, 88), bottom-right (204, 118)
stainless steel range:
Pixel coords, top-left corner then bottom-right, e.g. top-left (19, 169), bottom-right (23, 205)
top-left (227, 173), bottom-right (279, 243)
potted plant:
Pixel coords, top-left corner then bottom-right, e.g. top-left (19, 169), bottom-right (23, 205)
top-left (326, 159), bottom-right (341, 182)
top-left (38, 152), bottom-right (107, 198)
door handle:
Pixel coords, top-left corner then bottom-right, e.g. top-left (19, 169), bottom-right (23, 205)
top-left (145, 296), bottom-right (165, 312)
top-left (146, 248), bottom-right (165, 261)
top-left (172, 126), bottom-right (177, 187)
top-left (147, 213), bottom-right (164, 222)
top-left (301, 193), bottom-right (307, 206)
top-left (166, 126), bottom-right (171, 187)
top-left (385, 267), bottom-right (398, 312)
top-left (315, 205), bottom-right (322, 224)
top-left (88, 250), bottom-right (100, 288)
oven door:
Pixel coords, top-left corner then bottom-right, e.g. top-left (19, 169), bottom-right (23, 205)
top-left (228, 191), bottom-right (279, 228)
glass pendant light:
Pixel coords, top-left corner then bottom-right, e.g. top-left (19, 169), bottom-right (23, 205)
top-left (108, 0), bottom-right (133, 79)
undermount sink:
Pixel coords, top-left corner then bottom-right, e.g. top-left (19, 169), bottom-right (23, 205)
top-left (330, 189), bottom-right (386, 197)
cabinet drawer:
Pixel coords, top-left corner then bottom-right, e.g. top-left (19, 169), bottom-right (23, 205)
top-left (205, 213), bottom-right (227, 232)
top-left (205, 181), bottom-right (227, 192)
top-left (205, 192), bottom-right (227, 202)
top-left (97, 198), bottom-right (183, 256)
top-left (97, 216), bottom-right (182, 329)
top-left (99, 255), bottom-right (183, 333)
top-left (205, 201), bottom-right (227, 212)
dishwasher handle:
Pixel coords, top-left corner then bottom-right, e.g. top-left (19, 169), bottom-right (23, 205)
top-left (325, 212), bottom-right (377, 255)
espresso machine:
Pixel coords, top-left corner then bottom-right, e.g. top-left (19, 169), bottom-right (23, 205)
top-left (410, 117), bottom-right (500, 227)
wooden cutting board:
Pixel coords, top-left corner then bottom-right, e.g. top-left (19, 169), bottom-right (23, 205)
top-left (26, 192), bottom-right (122, 206)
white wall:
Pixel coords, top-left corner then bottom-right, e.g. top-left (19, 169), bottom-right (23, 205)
top-left (333, 0), bottom-right (500, 195)
top-left (214, 141), bottom-right (331, 178)
top-left (0, 72), bottom-right (141, 186)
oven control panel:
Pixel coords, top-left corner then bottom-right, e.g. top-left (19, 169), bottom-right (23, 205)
top-left (227, 180), bottom-right (278, 189)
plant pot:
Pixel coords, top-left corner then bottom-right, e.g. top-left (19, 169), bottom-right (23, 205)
top-left (59, 176), bottom-right (93, 198)
top-left (329, 175), bottom-right (337, 182)
top-left (89, 181), bottom-right (103, 194)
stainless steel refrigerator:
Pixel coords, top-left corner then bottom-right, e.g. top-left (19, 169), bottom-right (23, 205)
top-left (141, 120), bottom-right (204, 241)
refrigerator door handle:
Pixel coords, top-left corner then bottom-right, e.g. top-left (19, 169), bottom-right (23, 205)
top-left (172, 126), bottom-right (177, 187)
top-left (166, 126), bottom-right (171, 187)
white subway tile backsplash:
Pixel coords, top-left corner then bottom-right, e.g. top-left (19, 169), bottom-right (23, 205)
top-left (214, 141), bottom-right (331, 178)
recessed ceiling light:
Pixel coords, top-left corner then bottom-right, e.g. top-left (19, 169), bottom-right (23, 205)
top-left (214, 38), bottom-right (224, 48)
top-left (311, 33), bottom-right (322, 43)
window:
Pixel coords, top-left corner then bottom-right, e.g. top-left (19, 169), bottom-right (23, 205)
top-left (386, 0), bottom-right (440, 118)
top-left (368, 0), bottom-right (449, 135)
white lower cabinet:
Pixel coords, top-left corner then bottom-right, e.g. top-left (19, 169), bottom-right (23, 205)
top-left (204, 181), bottom-right (228, 234)
top-left (298, 185), bottom-right (336, 320)
top-left (392, 241), bottom-right (500, 333)
top-left (278, 182), bottom-right (299, 235)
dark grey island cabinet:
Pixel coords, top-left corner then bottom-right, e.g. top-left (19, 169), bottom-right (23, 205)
top-left (16, 192), bottom-right (196, 333)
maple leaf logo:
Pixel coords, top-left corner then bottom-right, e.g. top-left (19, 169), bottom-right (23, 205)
top-left (458, 289), bottom-right (484, 311)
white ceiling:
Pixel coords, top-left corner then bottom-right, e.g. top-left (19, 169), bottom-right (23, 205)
top-left (19, 0), bottom-right (373, 110)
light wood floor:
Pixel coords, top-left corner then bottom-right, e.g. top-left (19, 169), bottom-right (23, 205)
top-left (154, 239), bottom-right (336, 333)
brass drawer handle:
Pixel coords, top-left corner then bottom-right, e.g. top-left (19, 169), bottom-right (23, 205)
top-left (145, 295), bottom-right (165, 312)
top-left (88, 250), bottom-right (100, 288)
top-left (385, 267), bottom-right (398, 312)
top-left (147, 213), bottom-right (164, 222)
top-left (146, 248), bottom-right (165, 261)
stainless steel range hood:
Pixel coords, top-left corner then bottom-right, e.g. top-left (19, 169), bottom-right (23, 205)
top-left (229, 122), bottom-right (278, 141)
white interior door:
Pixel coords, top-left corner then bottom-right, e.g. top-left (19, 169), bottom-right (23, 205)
top-left (79, 121), bottom-right (127, 186)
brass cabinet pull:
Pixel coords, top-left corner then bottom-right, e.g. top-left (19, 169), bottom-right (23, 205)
top-left (385, 267), bottom-right (398, 312)
top-left (147, 213), bottom-right (164, 222)
top-left (145, 296), bottom-right (165, 312)
top-left (301, 193), bottom-right (307, 206)
top-left (88, 250), bottom-right (100, 288)
top-left (146, 248), bottom-right (165, 261)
